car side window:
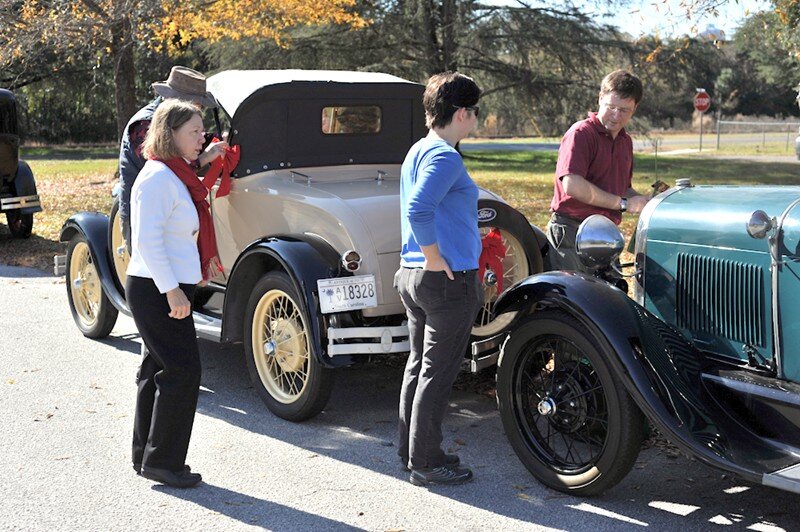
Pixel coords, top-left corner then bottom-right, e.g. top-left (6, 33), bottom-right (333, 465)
top-left (321, 106), bottom-right (381, 135)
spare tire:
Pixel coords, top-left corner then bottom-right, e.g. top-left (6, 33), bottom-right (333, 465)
top-left (473, 199), bottom-right (544, 339)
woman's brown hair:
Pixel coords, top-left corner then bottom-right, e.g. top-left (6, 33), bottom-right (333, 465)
top-left (423, 72), bottom-right (481, 129)
top-left (143, 99), bottom-right (201, 160)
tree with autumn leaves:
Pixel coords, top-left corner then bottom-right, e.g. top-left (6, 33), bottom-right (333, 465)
top-left (0, 0), bottom-right (366, 139)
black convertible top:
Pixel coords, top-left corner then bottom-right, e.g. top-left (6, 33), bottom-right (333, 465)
top-left (207, 70), bottom-right (426, 175)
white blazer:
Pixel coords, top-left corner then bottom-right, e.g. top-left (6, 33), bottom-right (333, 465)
top-left (126, 160), bottom-right (202, 293)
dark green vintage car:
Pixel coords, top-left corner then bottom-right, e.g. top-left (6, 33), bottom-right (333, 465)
top-left (0, 89), bottom-right (41, 237)
top-left (495, 179), bottom-right (800, 496)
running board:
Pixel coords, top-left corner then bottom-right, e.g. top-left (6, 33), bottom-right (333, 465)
top-left (763, 463), bottom-right (800, 494)
top-left (193, 311), bottom-right (222, 342)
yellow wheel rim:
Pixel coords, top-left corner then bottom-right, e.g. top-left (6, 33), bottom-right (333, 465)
top-left (251, 289), bottom-right (310, 404)
top-left (472, 228), bottom-right (530, 337)
top-left (69, 241), bottom-right (102, 328)
top-left (110, 209), bottom-right (129, 287)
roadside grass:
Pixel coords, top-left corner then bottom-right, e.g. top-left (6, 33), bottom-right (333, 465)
top-left (2, 147), bottom-right (800, 271)
top-left (689, 142), bottom-right (797, 157)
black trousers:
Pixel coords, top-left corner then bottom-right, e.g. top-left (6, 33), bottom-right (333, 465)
top-left (126, 275), bottom-right (201, 471)
top-left (395, 267), bottom-right (483, 470)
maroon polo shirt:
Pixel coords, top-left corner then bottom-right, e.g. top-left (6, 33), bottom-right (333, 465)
top-left (550, 112), bottom-right (633, 225)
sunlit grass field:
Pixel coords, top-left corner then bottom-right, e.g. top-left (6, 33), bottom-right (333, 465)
top-left (2, 147), bottom-right (800, 271)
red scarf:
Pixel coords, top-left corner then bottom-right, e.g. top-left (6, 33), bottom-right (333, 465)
top-left (159, 157), bottom-right (223, 281)
top-left (201, 143), bottom-right (240, 198)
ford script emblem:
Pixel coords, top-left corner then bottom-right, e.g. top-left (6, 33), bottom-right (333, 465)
top-left (477, 208), bottom-right (497, 222)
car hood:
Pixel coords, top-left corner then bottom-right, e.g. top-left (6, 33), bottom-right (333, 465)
top-left (646, 185), bottom-right (800, 254)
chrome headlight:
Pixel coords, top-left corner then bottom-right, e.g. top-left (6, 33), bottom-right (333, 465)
top-left (576, 215), bottom-right (624, 269)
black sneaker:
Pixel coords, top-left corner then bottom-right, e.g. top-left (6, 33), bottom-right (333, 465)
top-left (402, 453), bottom-right (460, 472)
top-left (141, 466), bottom-right (202, 488)
top-left (134, 463), bottom-right (191, 475)
top-left (409, 465), bottom-right (473, 486)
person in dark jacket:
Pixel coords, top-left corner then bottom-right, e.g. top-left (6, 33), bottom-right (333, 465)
top-left (118, 66), bottom-right (225, 247)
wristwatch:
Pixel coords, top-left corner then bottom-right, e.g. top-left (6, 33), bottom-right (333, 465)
top-left (619, 198), bottom-right (628, 212)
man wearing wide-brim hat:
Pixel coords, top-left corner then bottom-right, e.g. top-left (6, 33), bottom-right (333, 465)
top-left (118, 66), bottom-right (227, 249)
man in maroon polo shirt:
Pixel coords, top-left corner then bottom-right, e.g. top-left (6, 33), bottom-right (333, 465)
top-left (547, 70), bottom-right (649, 272)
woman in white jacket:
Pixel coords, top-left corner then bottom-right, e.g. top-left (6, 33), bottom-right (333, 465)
top-left (127, 99), bottom-right (224, 488)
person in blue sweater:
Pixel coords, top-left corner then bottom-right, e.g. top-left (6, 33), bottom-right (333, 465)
top-left (396, 71), bottom-right (483, 486)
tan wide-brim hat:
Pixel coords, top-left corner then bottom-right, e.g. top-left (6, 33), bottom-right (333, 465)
top-left (152, 66), bottom-right (218, 108)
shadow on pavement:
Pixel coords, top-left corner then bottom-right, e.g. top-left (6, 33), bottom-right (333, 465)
top-left (158, 482), bottom-right (361, 530)
top-left (192, 340), bottom-right (798, 531)
top-left (96, 332), bottom-right (142, 355)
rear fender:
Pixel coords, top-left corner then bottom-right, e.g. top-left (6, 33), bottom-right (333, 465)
top-left (495, 271), bottom-right (761, 483)
top-left (59, 213), bottom-right (130, 316)
top-left (223, 235), bottom-right (347, 367)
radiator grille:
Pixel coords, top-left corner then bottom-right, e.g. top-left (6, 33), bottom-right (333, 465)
top-left (676, 254), bottom-right (765, 347)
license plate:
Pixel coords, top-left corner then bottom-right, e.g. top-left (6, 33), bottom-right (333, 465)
top-left (317, 274), bottom-right (378, 314)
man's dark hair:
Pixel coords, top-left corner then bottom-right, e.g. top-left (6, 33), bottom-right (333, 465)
top-left (423, 72), bottom-right (481, 129)
top-left (599, 70), bottom-right (643, 105)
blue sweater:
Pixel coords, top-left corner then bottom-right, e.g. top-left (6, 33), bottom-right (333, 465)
top-left (400, 137), bottom-right (481, 270)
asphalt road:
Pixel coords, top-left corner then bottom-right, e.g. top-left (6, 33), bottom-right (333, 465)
top-left (1, 266), bottom-right (797, 531)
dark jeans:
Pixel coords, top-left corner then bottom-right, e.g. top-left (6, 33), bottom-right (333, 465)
top-left (395, 267), bottom-right (483, 470)
top-left (546, 212), bottom-right (588, 273)
top-left (126, 276), bottom-right (201, 471)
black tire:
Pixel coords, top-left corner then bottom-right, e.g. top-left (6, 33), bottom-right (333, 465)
top-left (496, 310), bottom-right (644, 496)
top-left (6, 211), bottom-right (33, 238)
top-left (473, 200), bottom-right (544, 339)
top-left (244, 271), bottom-right (334, 421)
top-left (66, 234), bottom-right (118, 338)
top-left (108, 197), bottom-right (129, 294)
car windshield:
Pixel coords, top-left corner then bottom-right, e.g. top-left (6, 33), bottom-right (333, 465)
top-left (0, 94), bottom-right (18, 136)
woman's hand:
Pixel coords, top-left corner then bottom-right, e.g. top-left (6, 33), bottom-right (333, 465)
top-left (166, 287), bottom-right (192, 319)
top-left (198, 140), bottom-right (229, 166)
top-left (423, 255), bottom-right (454, 280)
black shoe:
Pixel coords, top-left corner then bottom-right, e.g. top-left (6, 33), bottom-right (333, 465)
top-left (134, 463), bottom-right (191, 475)
top-left (409, 465), bottom-right (473, 486)
top-left (140, 466), bottom-right (202, 488)
top-left (402, 453), bottom-right (460, 472)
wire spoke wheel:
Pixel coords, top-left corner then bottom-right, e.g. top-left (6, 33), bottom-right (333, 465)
top-left (69, 241), bottom-right (102, 328)
top-left (497, 310), bottom-right (644, 495)
top-left (65, 234), bottom-right (118, 338)
top-left (109, 199), bottom-right (129, 289)
top-left (251, 289), bottom-right (310, 404)
top-left (473, 227), bottom-right (530, 337)
top-left (244, 271), bottom-right (334, 421)
top-left (515, 336), bottom-right (608, 473)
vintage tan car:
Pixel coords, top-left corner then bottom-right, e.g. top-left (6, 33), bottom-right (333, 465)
top-left (59, 70), bottom-right (548, 420)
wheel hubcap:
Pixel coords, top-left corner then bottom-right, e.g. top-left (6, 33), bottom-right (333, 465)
top-left (537, 397), bottom-right (557, 416)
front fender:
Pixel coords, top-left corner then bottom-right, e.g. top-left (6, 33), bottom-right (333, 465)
top-left (495, 271), bottom-right (762, 484)
top-left (222, 235), bottom-right (345, 367)
top-left (8, 161), bottom-right (42, 214)
top-left (59, 212), bottom-right (130, 316)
